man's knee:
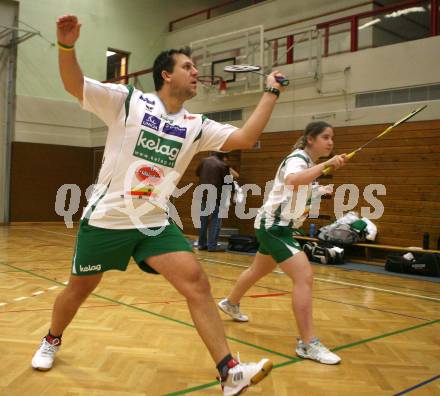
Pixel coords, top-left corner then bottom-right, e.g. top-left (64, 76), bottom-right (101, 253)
top-left (182, 268), bottom-right (212, 300)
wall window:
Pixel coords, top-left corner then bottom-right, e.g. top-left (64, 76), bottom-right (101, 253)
top-left (106, 49), bottom-right (129, 83)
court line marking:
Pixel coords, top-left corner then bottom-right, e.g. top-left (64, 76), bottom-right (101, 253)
top-left (164, 319), bottom-right (440, 396)
top-left (208, 273), bottom-right (433, 322)
top-left (394, 374), bottom-right (440, 395)
top-left (32, 227), bottom-right (76, 238)
top-left (3, 259), bottom-right (427, 322)
top-left (0, 299), bottom-right (204, 315)
top-left (200, 258), bottom-right (440, 303)
top-left (13, 297), bottom-right (28, 302)
top-left (0, 280), bottom-right (68, 308)
top-left (198, 254), bottom-right (440, 295)
top-left (0, 261), bottom-right (294, 360)
top-left (8, 225), bottom-right (440, 295)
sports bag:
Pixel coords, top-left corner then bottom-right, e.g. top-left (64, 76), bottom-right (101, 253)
top-left (228, 235), bottom-right (259, 253)
top-left (303, 242), bottom-right (345, 265)
top-left (385, 253), bottom-right (440, 277)
top-left (318, 223), bottom-right (363, 246)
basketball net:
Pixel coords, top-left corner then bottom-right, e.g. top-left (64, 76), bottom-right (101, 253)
top-left (219, 78), bottom-right (227, 95)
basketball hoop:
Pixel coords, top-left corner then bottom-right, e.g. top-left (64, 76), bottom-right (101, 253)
top-left (197, 75), bottom-right (227, 95)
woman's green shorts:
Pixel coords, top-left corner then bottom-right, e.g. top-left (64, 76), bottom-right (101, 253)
top-left (256, 225), bottom-right (302, 263)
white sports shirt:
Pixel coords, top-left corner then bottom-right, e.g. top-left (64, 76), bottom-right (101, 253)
top-left (80, 77), bottom-right (237, 229)
top-left (255, 149), bottom-right (317, 230)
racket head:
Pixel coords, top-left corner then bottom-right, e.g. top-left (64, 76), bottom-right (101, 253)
top-left (392, 104), bottom-right (427, 128)
top-left (224, 64), bottom-right (262, 73)
top-left (376, 104), bottom-right (428, 139)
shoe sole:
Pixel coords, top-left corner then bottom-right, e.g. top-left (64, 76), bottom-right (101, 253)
top-left (296, 351), bottom-right (341, 365)
top-left (251, 359), bottom-right (273, 385)
top-left (32, 365), bottom-right (52, 371)
top-left (218, 304), bottom-right (249, 323)
top-left (231, 359), bottom-right (273, 396)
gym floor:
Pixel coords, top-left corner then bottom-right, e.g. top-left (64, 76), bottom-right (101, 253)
top-left (1, 223), bottom-right (439, 395)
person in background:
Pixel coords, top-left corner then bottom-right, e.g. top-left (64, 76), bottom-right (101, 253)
top-left (196, 152), bottom-right (239, 252)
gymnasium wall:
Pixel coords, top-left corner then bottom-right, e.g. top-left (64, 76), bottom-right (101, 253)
top-left (165, 0), bottom-right (373, 49)
top-left (13, 0), bottom-right (220, 147)
top-left (182, 26), bottom-right (440, 134)
top-left (0, 0), bottom-right (18, 223)
top-left (10, 142), bottom-right (93, 222)
top-left (0, 42), bottom-right (7, 222)
top-left (174, 119), bottom-right (440, 249)
top-left (16, 0), bottom-right (220, 100)
top-left (9, 0), bottom-right (440, 250)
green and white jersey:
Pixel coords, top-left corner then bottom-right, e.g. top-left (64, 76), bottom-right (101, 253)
top-left (80, 77), bottom-right (237, 229)
top-left (255, 149), bottom-right (316, 230)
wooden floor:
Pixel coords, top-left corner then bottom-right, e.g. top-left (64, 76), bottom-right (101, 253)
top-left (1, 223), bottom-right (439, 396)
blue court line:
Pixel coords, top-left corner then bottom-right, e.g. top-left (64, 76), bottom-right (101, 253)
top-left (394, 374), bottom-right (440, 395)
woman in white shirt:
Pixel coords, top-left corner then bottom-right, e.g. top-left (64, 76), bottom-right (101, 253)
top-left (219, 121), bottom-right (347, 365)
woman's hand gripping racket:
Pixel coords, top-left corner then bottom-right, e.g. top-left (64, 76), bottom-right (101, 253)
top-left (224, 64), bottom-right (289, 86)
top-left (322, 105), bottom-right (428, 175)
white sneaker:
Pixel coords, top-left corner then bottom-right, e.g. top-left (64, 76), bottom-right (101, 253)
top-left (221, 358), bottom-right (273, 396)
top-left (218, 298), bottom-right (249, 322)
top-left (296, 338), bottom-right (341, 365)
top-left (31, 336), bottom-right (60, 371)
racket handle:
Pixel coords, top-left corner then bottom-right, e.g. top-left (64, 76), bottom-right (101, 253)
top-left (322, 166), bottom-right (333, 176)
top-left (322, 152), bottom-right (354, 175)
top-left (275, 76), bottom-right (289, 86)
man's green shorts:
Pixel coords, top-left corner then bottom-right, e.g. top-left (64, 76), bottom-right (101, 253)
top-left (256, 225), bottom-right (302, 263)
top-left (72, 220), bottom-right (193, 276)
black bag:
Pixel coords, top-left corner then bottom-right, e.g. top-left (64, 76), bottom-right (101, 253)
top-left (303, 242), bottom-right (345, 265)
top-left (385, 253), bottom-right (440, 277)
top-left (228, 235), bottom-right (259, 253)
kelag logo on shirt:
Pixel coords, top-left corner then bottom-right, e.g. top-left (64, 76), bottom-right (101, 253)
top-left (134, 130), bottom-right (182, 168)
top-left (141, 113), bottom-right (160, 131)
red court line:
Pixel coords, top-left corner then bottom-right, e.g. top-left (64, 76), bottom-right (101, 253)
top-left (0, 298), bottom-right (188, 314)
top-left (248, 292), bottom-right (290, 298)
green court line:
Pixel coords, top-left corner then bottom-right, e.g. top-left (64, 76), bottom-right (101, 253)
top-left (0, 261), bottom-right (292, 359)
top-left (164, 381), bottom-right (219, 395)
top-left (164, 319), bottom-right (439, 395)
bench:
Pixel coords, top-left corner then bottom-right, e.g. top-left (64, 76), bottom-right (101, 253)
top-left (293, 235), bottom-right (440, 264)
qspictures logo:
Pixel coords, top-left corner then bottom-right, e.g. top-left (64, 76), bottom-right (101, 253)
top-left (133, 130), bottom-right (182, 168)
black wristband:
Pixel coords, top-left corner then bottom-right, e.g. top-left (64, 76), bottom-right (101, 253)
top-left (264, 86), bottom-right (280, 98)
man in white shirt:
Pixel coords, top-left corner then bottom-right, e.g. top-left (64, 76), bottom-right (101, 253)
top-left (32, 14), bottom-right (285, 395)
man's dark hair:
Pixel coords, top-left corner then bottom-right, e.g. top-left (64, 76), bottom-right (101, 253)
top-left (213, 152), bottom-right (228, 161)
top-left (153, 47), bottom-right (192, 91)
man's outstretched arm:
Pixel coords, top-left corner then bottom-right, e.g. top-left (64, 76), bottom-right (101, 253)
top-left (57, 15), bottom-right (83, 100)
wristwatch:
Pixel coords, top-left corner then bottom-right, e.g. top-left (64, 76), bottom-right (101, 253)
top-left (264, 86), bottom-right (280, 98)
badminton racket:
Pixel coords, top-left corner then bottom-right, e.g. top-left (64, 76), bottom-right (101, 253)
top-left (224, 64), bottom-right (289, 87)
top-left (322, 104), bottom-right (428, 175)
